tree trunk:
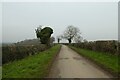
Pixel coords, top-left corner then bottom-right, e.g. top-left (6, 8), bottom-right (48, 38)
top-left (68, 39), bottom-right (71, 43)
top-left (58, 39), bottom-right (60, 43)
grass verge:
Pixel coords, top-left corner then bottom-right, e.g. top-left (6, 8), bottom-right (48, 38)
top-left (0, 66), bottom-right (1, 79)
top-left (2, 44), bottom-right (61, 78)
top-left (69, 46), bottom-right (119, 77)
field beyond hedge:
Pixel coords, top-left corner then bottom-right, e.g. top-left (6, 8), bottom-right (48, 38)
top-left (2, 44), bottom-right (61, 78)
top-left (69, 46), bottom-right (119, 77)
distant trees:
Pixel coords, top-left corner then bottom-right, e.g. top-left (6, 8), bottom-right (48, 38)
top-left (35, 26), bottom-right (53, 45)
top-left (62, 25), bottom-right (81, 43)
top-left (35, 25), bottom-right (81, 44)
top-left (57, 36), bottom-right (62, 43)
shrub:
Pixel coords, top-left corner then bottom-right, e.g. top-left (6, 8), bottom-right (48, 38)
top-left (2, 44), bottom-right (48, 64)
top-left (67, 40), bottom-right (118, 55)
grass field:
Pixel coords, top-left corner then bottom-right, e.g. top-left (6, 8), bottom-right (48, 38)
top-left (69, 46), bottom-right (119, 76)
top-left (2, 44), bottom-right (61, 78)
top-left (0, 66), bottom-right (1, 79)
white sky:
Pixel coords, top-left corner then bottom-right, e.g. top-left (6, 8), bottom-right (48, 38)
top-left (1, 0), bottom-right (119, 43)
top-left (1, 0), bottom-right (119, 2)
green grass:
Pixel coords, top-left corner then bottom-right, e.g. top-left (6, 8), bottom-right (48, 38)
top-left (2, 44), bottom-right (61, 78)
top-left (0, 66), bottom-right (1, 79)
top-left (69, 46), bottom-right (119, 75)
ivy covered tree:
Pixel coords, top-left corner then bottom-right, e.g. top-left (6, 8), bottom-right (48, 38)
top-left (35, 26), bottom-right (53, 45)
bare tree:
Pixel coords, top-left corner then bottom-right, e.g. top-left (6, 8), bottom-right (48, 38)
top-left (74, 35), bottom-right (83, 43)
top-left (35, 25), bottom-right (42, 40)
top-left (63, 25), bottom-right (81, 43)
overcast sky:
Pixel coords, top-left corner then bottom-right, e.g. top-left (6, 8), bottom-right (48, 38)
top-left (2, 2), bottom-right (118, 43)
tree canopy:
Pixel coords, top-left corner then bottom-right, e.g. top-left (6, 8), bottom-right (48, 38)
top-left (35, 26), bottom-right (53, 45)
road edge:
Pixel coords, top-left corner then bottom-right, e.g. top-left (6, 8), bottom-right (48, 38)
top-left (68, 46), bottom-right (119, 79)
top-left (46, 44), bottom-right (62, 78)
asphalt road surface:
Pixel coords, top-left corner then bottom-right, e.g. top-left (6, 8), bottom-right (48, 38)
top-left (48, 45), bottom-right (112, 78)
